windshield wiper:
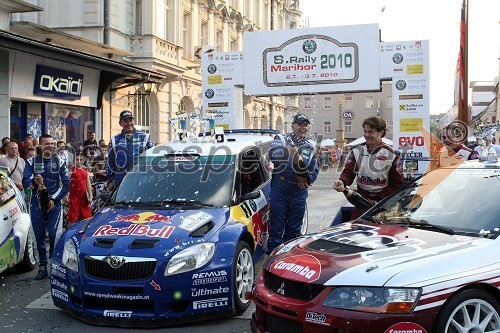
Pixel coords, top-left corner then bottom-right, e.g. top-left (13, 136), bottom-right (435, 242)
top-left (386, 217), bottom-right (455, 235)
top-left (113, 200), bottom-right (167, 207)
top-left (160, 199), bottom-right (216, 207)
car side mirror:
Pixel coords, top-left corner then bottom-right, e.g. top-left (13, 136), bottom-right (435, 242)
top-left (241, 191), bottom-right (260, 201)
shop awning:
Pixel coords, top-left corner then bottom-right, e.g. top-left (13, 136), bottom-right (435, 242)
top-left (0, 29), bottom-right (166, 83)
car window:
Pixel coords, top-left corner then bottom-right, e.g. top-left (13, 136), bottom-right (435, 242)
top-left (238, 148), bottom-right (265, 198)
top-left (114, 155), bottom-right (235, 207)
top-left (0, 173), bottom-right (15, 205)
top-left (371, 168), bottom-right (500, 235)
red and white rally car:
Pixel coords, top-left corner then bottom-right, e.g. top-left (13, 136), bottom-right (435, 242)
top-left (251, 160), bottom-right (500, 333)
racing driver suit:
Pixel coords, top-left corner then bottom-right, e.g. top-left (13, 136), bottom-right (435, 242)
top-left (339, 142), bottom-right (403, 220)
top-left (23, 155), bottom-right (70, 266)
top-left (106, 129), bottom-right (153, 187)
top-left (267, 134), bottom-right (318, 254)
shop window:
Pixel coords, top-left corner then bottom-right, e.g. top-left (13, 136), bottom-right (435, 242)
top-left (47, 103), bottom-right (95, 148)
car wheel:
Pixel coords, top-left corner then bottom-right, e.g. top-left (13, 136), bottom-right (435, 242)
top-left (433, 289), bottom-right (500, 332)
top-left (233, 241), bottom-right (254, 313)
top-left (300, 203), bottom-right (308, 236)
top-left (17, 227), bottom-right (37, 272)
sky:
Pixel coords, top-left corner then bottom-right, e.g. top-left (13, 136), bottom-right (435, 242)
top-left (300, 0), bottom-right (499, 115)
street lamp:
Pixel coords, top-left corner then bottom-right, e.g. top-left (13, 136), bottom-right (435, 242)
top-left (128, 82), bottom-right (156, 106)
top-left (336, 95), bottom-right (345, 148)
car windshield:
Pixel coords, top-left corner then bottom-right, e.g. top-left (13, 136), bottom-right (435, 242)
top-left (369, 167), bottom-right (500, 238)
top-left (112, 155), bottom-right (235, 207)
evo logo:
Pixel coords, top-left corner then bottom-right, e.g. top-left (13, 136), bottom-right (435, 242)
top-left (192, 297), bottom-right (228, 310)
top-left (33, 65), bottom-right (84, 100)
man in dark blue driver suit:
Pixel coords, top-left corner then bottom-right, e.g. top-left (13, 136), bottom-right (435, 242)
top-left (267, 114), bottom-right (318, 255)
top-left (23, 134), bottom-right (70, 280)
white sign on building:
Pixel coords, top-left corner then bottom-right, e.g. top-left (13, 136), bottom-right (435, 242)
top-left (383, 40), bottom-right (430, 175)
top-left (243, 24), bottom-right (381, 95)
top-left (202, 51), bottom-right (244, 128)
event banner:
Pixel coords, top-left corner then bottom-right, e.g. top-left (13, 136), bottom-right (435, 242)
top-left (243, 24), bottom-right (380, 95)
top-left (385, 40), bottom-right (431, 176)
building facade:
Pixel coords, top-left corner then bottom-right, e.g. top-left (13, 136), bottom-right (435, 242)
top-left (3, 0), bottom-right (302, 145)
top-left (298, 81), bottom-right (393, 144)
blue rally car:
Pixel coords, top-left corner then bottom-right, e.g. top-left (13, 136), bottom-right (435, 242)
top-left (50, 131), bottom-right (276, 327)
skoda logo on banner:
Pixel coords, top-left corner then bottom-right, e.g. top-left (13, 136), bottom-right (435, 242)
top-left (33, 65), bottom-right (84, 100)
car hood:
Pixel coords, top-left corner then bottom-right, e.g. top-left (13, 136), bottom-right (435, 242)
top-left (266, 222), bottom-right (496, 287)
top-left (73, 207), bottom-right (229, 260)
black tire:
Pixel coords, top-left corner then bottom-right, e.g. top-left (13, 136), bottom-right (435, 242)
top-left (232, 241), bottom-right (254, 313)
top-left (17, 227), bottom-right (36, 272)
top-left (300, 203), bottom-right (308, 236)
top-left (433, 289), bottom-right (500, 332)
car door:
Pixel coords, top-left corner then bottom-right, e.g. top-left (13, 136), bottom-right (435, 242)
top-left (237, 147), bottom-right (270, 252)
top-left (0, 172), bottom-right (20, 272)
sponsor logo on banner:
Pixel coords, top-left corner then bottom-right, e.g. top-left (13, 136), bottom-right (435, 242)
top-left (384, 322), bottom-right (427, 333)
top-left (52, 289), bottom-right (69, 302)
top-left (398, 136), bottom-right (425, 147)
top-left (270, 254), bottom-right (321, 282)
top-left (399, 118), bottom-right (424, 132)
top-left (399, 94), bottom-right (423, 100)
top-left (193, 297), bottom-right (228, 310)
top-left (192, 270), bottom-right (227, 285)
top-left (103, 310), bottom-right (133, 318)
top-left (305, 312), bottom-right (327, 324)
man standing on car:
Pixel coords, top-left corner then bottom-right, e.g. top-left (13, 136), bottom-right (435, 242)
top-left (333, 116), bottom-right (403, 220)
top-left (267, 114), bottom-right (318, 255)
top-left (23, 134), bottom-right (70, 280)
top-left (106, 110), bottom-right (153, 191)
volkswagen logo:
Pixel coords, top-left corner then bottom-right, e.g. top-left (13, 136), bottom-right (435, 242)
top-left (104, 256), bottom-right (127, 269)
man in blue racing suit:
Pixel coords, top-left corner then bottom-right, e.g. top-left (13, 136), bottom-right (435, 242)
top-left (267, 114), bottom-right (318, 255)
top-left (23, 134), bottom-right (70, 280)
top-left (106, 110), bottom-right (153, 190)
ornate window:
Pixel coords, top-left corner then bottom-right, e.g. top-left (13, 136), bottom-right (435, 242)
top-left (131, 95), bottom-right (150, 133)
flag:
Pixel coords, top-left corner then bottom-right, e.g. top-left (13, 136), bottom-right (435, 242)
top-left (454, 0), bottom-right (468, 122)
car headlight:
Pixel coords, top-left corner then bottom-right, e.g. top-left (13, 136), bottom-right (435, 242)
top-left (322, 287), bottom-right (421, 313)
top-left (62, 239), bottom-right (79, 272)
top-left (164, 243), bottom-right (215, 276)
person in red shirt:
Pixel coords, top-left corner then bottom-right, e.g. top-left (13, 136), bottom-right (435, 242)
top-left (67, 152), bottom-right (92, 226)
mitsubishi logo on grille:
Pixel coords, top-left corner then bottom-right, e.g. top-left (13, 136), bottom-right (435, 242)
top-left (104, 256), bottom-right (127, 269)
top-left (277, 282), bottom-right (285, 296)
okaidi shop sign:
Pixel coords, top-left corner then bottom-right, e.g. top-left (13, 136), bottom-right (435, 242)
top-left (33, 65), bottom-right (84, 100)
top-left (243, 24), bottom-right (380, 95)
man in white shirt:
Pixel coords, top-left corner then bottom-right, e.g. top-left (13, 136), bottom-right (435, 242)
top-left (0, 142), bottom-right (25, 191)
top-left (474, 135), bottom-right (500, 159)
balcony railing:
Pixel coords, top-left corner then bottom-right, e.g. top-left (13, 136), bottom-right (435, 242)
top-left (130, 35), bottom-right (182, 67)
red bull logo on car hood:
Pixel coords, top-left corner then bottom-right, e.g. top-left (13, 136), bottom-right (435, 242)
top-left (92, 211), bottom-right (174, 238)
